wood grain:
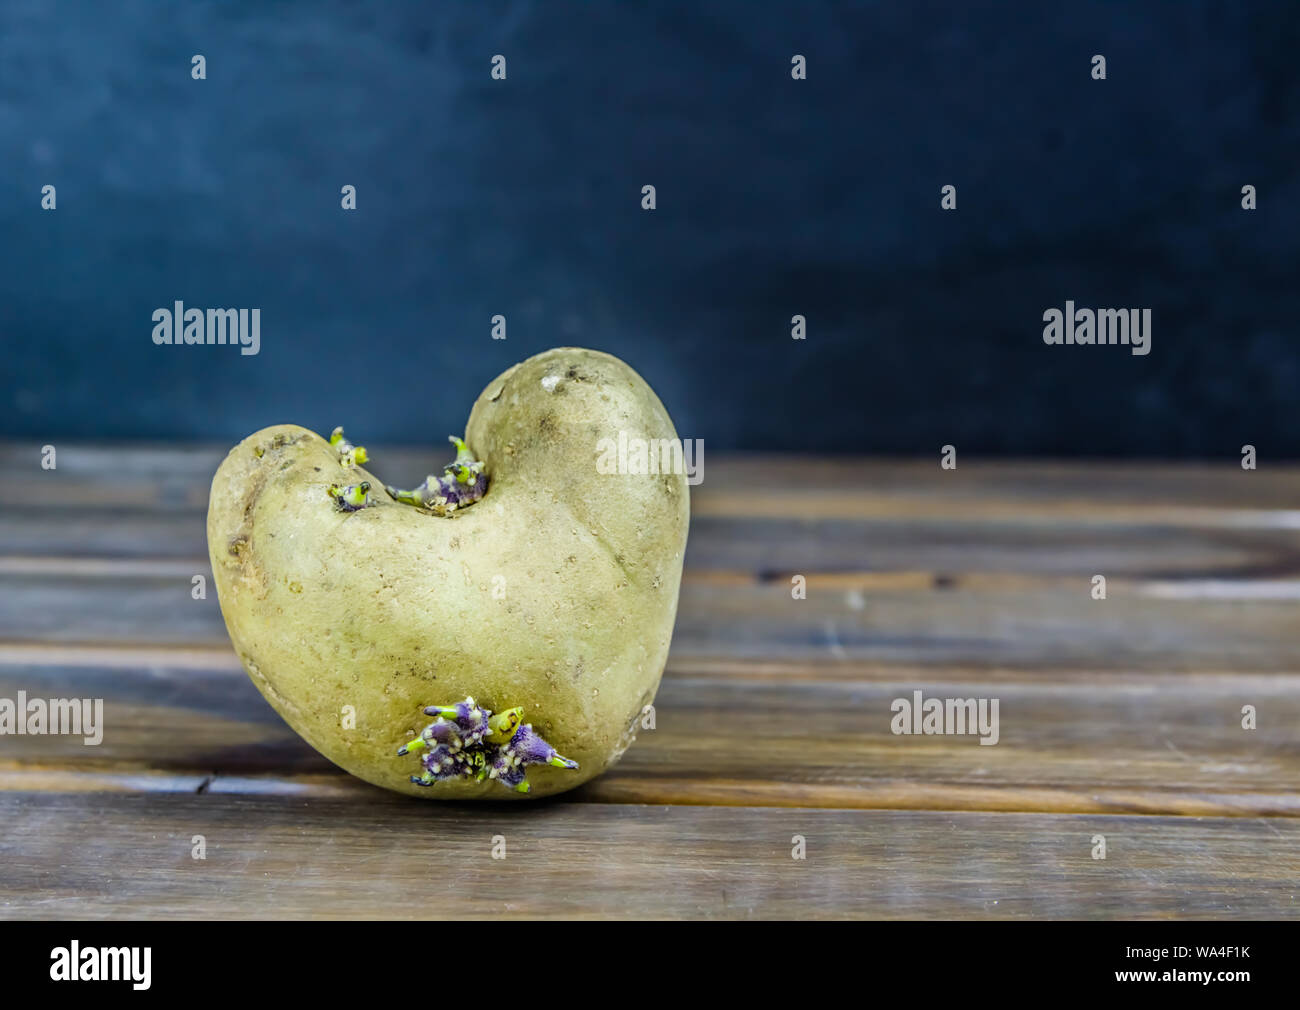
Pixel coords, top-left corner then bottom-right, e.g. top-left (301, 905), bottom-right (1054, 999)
top-left (1, 442), bottom-right (1297, 918)
top-left (1, 660), bottom-right (1296, 816)
top-left (2, 572), bottom-right (1298, 674)
top-left (2, 792), bottom-right (1297, 919)
top-left (6, 442), bottom-right (1300, 513)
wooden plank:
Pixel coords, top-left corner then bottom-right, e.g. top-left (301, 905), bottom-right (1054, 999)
top-left (1, 793), bottom-right (1295, 918)
top-left (8, 509), bottom-right (1300, 591)
top-left (1, 569), bottom-right (1297, 672)
top-left (2, 659), bottom-right (1296, 816)
top-left (2, 444), bottom-right (1297, 917)
top-left (0, 510), bottom-right (208, 559)
top-left (665, 583), bottom-right (1300, 670)
top-left (5, 441), bottom-right (1300, 521)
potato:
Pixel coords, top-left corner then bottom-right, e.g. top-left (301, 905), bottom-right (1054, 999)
top-left (206, 348), bottom-right (689, 798)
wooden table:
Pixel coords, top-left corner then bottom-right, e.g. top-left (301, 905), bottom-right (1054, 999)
top-left (1, 444), bottom-right (1297, 918)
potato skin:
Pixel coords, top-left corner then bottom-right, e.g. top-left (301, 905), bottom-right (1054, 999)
top-left (207, 348), bottom-right (689, 798)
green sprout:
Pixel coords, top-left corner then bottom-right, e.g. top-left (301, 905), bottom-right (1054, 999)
top-left (329, 426), bottom-right (369, 467)
top-left (328, 481), bottom-right (372, 512)
top-left (383, 435), bottom-right (488, 516)
top-left (486, 707), bottom-right (524, 744)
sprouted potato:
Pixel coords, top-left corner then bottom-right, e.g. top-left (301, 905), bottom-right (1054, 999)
top-left (207, 348), bottom-right (689, 798)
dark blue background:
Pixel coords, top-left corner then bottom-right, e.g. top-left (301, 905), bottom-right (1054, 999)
top-left (2, 1), bottom-right (1296, 455)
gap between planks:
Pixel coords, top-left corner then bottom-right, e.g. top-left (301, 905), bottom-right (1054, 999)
top-left (2, 764), bottom-right (1298, 818)
top-left (6, 555), bottom-right (1300, 601)
top-left (2, 639), bottom-right (1298, 684)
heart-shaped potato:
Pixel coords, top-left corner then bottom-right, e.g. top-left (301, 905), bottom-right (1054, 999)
top-left (207, 347), bottom-right (689, 798)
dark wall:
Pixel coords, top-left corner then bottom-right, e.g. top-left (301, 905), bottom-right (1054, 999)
top-left (2, 1), bottom-right (1297, 456)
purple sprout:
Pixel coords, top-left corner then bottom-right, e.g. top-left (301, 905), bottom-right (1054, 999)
top-left (399, 698), bottom-right (578, 794)
top-left (385, 436), bottom-right (488, 516)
